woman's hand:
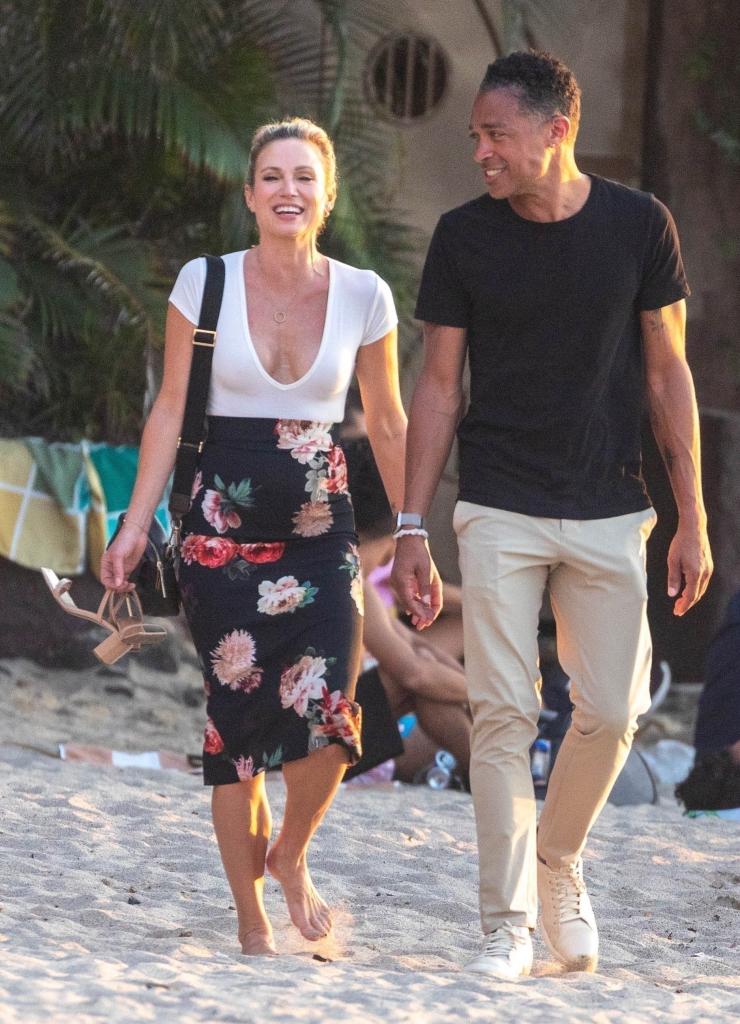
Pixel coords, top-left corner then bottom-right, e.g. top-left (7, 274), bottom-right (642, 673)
top-left (390, 535), bottom-right (443, 630)
top-left (100, 525), bottom-right (148, 592)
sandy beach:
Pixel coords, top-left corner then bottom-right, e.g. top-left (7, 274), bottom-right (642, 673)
top-left (1, 653), bottom-right (738, 1023)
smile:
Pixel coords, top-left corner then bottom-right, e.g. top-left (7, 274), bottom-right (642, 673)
top-left (274, 205), bottom-right (303, 215)
top-left (484, 168), bottom-right (505, 179)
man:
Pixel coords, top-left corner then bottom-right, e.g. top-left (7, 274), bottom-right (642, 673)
top-left (391, 50), bottom-right (712, 979)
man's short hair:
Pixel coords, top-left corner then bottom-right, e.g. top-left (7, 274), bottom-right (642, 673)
top-left (480, 50), bottom-right (581, 134)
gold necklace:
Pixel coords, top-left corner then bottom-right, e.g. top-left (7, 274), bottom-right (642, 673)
top-left (253, 250), bottom-right (322, 325)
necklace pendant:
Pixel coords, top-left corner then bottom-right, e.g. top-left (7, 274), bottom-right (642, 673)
top-left (273, 311), bottom-right (287, 324)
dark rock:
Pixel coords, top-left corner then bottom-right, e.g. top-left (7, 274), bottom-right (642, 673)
top-left (1, 557), bottom-right (195, 671)
top-left (134, 628), bottom-right (181, 674)
top-left (103, 683), bottom-right (134, 698)
top-left (180, 686), bottom-right (204, 708)
top-left (1, 559), bottom-right (105, 664)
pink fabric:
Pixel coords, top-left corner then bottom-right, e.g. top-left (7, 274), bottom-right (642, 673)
top-left (367, 562), bottom-right (395, 609)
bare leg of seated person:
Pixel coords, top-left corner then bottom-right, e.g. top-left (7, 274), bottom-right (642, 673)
top-left (378, 665), bottom-right (471, 783)
top-left (415, 696), bottom-right (471, 772)
top-left (408, 612), bottom-right (465, 664)
top-left (393, 720), bottom-right (439, 783)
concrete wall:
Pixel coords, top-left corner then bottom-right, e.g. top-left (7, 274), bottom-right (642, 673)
top-left (386, 0), bottom-right (649, 242)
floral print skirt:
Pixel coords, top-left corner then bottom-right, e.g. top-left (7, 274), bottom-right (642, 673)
top-left (179, 417), bottom-right (364, 786)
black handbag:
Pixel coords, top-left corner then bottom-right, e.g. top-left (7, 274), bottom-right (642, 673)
top-left (108, 255), bottom-right (226, 616)
top-left (108, 512), bottom-right (181, 616)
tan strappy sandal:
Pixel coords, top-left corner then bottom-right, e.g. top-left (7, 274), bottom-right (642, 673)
top-left (41, 568), bottom-right (167, 665)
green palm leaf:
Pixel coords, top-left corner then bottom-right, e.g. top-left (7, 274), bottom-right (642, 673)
top-left (0, 0), bottom-right (424, 437)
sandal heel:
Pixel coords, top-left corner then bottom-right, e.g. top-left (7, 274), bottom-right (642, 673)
top-left (94, 632), bottom-right (131, 665)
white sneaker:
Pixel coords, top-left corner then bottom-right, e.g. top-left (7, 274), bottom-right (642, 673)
top-left (537, 857), bottom-right (599, 972)
top-left (466, 922), bottom-right (533, 979)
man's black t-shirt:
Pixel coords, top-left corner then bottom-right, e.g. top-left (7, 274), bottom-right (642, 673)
top-left (415, 175), bottom-right (690, 519)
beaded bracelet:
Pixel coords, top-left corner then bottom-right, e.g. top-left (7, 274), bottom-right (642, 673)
top-left (392, 527), bottom-right (430, 540)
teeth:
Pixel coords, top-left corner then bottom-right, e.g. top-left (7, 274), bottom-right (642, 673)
top-left (275, 206), bottom-right (302, 213)
top-left (485, 168), bottom-right (504, 178)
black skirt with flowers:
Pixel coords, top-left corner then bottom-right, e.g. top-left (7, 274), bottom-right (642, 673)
top-left (178, 416), bottom-right (363, 786)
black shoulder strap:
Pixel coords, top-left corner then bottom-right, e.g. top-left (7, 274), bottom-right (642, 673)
top-left (169, 254), bottom-right (225, 521)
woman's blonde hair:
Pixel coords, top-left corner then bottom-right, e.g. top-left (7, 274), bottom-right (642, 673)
top-left (246, 117), bottom-right (338, 209)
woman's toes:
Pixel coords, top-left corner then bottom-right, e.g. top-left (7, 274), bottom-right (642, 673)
top-left (311, 903), bottom-right (332, 936)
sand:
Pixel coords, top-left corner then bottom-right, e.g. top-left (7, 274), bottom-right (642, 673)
top-left (1, 654), bottom-right (738, 1023)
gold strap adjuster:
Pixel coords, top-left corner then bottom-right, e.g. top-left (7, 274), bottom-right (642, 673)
top-left (192, 328), bottom-right (216, 348)
top-left (177, 437), bottom-right (205, 453)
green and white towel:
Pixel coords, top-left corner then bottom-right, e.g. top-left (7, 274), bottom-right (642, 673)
top-left (0, 438), bottom-right (169, 578)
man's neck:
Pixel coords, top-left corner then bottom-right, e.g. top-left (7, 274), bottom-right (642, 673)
top-left (508, 154), bottom-right (591, 223)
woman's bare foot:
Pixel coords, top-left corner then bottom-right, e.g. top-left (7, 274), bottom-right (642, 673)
top-left (239, 923), bottom-right (278, 956)
top-left (266, 843), bottom-right (332, 941)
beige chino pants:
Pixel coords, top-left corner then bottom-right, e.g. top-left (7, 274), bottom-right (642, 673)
top-left (453, 501), bottom-right (657, 932)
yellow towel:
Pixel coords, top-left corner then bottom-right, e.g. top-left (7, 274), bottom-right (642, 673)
top-left (0, 440), bottom-right (87, 575)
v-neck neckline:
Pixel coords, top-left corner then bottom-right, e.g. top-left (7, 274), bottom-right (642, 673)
top-left (239, 251), bottom-right (334, 391)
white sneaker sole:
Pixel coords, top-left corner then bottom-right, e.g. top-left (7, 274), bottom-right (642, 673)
top-left (465, 960), bottom-right (532, 980)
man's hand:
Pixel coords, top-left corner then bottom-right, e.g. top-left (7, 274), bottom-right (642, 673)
top-left (390, 535), bottom-right (443, 630)
top-left (667, 520), bottom-right (713, 616)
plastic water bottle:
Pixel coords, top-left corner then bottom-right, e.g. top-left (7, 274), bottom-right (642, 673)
top-left (426, 749), bottom-right (458, 790)
top-left (531, 738), bottom-right (551, 784)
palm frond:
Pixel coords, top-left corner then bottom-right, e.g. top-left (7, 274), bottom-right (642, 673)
top-left (0, 256), bottom-right (21, 309)
top-left (24, 218), bottom-right (159, 338)
top-left (18, 261), bottom-right (91, 345)
top-left (0, 311), bottom-right (34, 390)
top-left (1, 0), bottom-right (425, 437)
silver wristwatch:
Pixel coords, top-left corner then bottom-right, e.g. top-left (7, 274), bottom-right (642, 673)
top-left (395, 511), bottom-right (425, 531)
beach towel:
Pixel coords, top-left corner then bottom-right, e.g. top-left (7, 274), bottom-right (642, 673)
top-left (0, 438), bottom-right (169, 578)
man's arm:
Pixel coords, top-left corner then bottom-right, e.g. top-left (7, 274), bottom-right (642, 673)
top-left (390, 322), bottom-right (467, 627)
top-left (641, 299), bottom-right (713, 616)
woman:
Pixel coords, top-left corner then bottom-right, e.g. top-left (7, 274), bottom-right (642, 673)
top-left (101, 118), bottom-right (411, 956)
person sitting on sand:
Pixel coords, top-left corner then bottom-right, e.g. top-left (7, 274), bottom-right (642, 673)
top-left (339, 389), bottom-right (466, 668)
top-left (675, 590), bottom-right (740, 813)
top-left (343, 437), bottom-right (471, 785)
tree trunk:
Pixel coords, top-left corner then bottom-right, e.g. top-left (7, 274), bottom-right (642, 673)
top-left (642, 0), bottom-right (740, 412)
top-left (642, 0), bottom-right (740, 678)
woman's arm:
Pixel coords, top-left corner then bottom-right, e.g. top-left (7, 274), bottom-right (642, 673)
top-left (354, 328), bottom-right (407, 514)
top-left (100, 303), bottom-right (196, 590)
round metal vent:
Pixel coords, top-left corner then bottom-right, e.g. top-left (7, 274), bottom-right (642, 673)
top-left (366, 33), bottom-right (449, 122)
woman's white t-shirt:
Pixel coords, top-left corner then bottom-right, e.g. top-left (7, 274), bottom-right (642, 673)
top-left (168, 251), bottom-right (398, 421)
